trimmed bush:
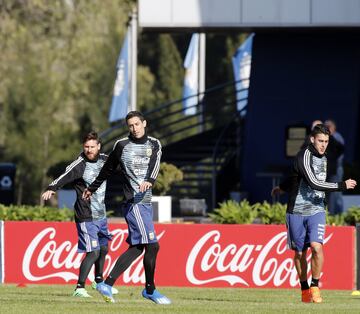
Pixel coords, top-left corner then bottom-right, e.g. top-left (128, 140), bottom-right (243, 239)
top-left (153, 162), bottom-right (183, 196)
top-left (344, 206), bottom-right (360, 226)
top-left (210, 199), bottom-right (360, 226)
top-left (326, 214), bottom-right (346, 226)
top-left (257, 201), bottom-right (286, 225)
top-left (209, 200), bottom-right (259, 224)
top-left (0, 204), bottom-right (74, 221)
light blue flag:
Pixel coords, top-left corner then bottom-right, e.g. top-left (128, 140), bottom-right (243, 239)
top-left (183, 33), bottom-right (199, 115)
top-left (109, 29), bottom-right (130, 123)
top-left (232, 33), bottom-right (255, 114)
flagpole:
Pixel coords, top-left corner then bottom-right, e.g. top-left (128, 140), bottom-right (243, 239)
top-left (198, 33), bottom-right (206, 132)
top-left (130, 8), bottom-right (137, 112)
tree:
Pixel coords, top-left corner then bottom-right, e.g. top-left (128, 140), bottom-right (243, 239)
top-left (0, 0), bottom-right (133, 204)
top-left (0, 1), bottom-right (249, 204)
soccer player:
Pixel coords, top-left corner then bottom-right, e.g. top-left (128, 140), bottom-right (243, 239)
top-left (271, 124), bottom-right (356, 303)
top-left (82, 111), bottom-right (171, 305)
top-left (42, 131), bottom-right (118, 298)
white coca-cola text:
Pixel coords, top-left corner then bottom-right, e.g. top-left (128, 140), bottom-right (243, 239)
top-left (186, 230), bottom-right (332, 287)
top-left (22, 227), bottom-right (165, 283)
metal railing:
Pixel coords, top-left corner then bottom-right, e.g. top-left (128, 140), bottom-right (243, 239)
top-left (211, 105), bottom-right (247, 210)
top-left (100, 79), bottom-right (249, 212)
top-left (100, 80), bottom-right (247, 151)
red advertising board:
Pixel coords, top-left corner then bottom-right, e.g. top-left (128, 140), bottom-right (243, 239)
top-left (3, 222), bottom-right (355, 289)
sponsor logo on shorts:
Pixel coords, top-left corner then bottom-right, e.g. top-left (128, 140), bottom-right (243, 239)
top-left (149, 232), bottom-right (155, 240)
top-left (92, 240), bottom-right (98, 248)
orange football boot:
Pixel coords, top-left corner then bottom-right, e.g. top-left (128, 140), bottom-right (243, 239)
top-left (310, 286), bottom-right (323, 303)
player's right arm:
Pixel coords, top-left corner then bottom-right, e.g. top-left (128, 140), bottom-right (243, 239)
top-left (42, 157), bottom-right (84, 200)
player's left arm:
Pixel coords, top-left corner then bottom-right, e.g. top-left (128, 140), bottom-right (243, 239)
top-left (140, 138), bottom-right (162, 192)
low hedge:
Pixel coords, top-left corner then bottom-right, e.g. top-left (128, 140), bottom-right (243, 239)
top-left (0, 204), bottom-right (74, 221)
top-left (1, 202), bottom-right (359, 225)
top-left (210, 200), bottom-right (360, 226)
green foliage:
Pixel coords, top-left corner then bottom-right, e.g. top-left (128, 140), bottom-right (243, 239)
top-left (257, 201), bottom-right (287, 224)
top-left (210, 199), bottom-right (360, 226)
top-left (326, 213), bottom-right (346, 226)
top-left (210, 200), bottom-right (286, 225)
top-left (0, 204), bottom-right (74, 221)
top-left (147, 34), bottom-right (192, 144)
top-left (344, 206), bottom-right (360, 226)
top-left (153, 162), bottom-right (183, 196)
top-left (137, 65), bottom-right (157, 113)
top-left (156, 34), bottom-right (183, 101)
top-left (0, 1), bottom-right (255, 206)
top-left (209, 200), bottom-right (259, 224)
top-left (0, 1), bottom-right (132, 204)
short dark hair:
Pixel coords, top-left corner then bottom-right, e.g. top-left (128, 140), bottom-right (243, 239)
top-left (126, 111), bottom-right (145, 122)
top-left (82, 131), bottom-right (100, 144)
top-left (310, 124), bottom-right (330, 137)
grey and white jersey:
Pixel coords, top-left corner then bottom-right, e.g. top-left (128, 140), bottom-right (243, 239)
top-left (47, 153), bottom-right (108, 222)
top-left (88, 134), bottom-right (161, 204)
top-left (293, 154), bottom-right (327, 215)
top-left (82, 159), bottom-right (107, 220)
top-left (279, 145), bottom-right (346, 216)
top-left (121, 139), bottom-right (159, 203)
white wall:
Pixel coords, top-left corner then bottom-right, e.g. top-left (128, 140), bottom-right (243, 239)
top-left (139, 0), bottom-right (360, 28)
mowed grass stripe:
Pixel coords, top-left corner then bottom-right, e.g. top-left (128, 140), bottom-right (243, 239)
top-left (0, 285), bottom-right (359, 314)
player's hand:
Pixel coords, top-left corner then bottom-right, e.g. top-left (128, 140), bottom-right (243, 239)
top-left (345, 179), bottom-right (357, 189)
top-left (42, 190), bottom-right (55, 201)
top-left (271, 186), bottom-right (284, 197)
top-left (82, 188), bottom-right (93, 201)
top-left (139, 181), bottom-right (152, 193)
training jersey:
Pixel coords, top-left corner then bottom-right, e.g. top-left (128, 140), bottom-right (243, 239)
top-left (88, 133), bottom-right (161, 204)
top-left (46, 153), bottom-right (107, 222)
top-left (279, 144), bottom-right (346, 216)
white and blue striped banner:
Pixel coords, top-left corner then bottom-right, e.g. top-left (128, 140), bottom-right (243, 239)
top-left (232, 33), bottom-right (255, 114)
top-left (109, 29), bottom-right (130, 123)
top-left (183, 33), bottom-right (199, 116)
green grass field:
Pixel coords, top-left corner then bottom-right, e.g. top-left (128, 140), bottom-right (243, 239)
top-left (0, 284), bottom-right (359, 314)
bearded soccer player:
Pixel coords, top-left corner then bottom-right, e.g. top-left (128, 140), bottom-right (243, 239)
top-left (42, 131), bottom-right (118, 297)
top-left (272, 124), bottom-right (356, 303)
top-left (83, 111), bottom-right (171, 305)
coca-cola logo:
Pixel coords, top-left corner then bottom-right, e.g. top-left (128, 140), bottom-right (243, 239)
top-left (22, 227), bottom-right (165, 283)
top-left (18, 225), bottom-right (338, 288)
top-left (186, 230), bottom-right (333, 287)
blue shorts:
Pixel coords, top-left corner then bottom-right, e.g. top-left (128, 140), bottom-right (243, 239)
top-left (286, 212), bottom-right (326, 252)
top-left (123, 203), bottom-right (157, 245)
top-left (76, 218), bottom-right (112, 253)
